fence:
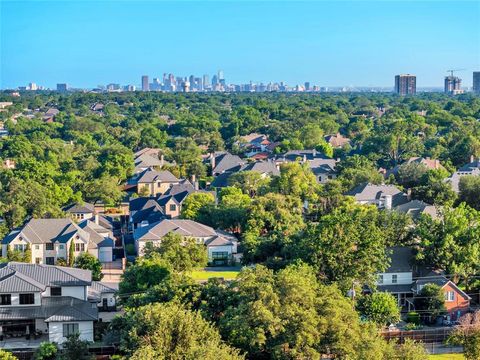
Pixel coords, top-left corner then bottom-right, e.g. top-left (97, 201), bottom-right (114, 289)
top-left (381, 327), bottom-right (454, 344)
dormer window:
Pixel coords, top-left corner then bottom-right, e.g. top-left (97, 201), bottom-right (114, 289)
top-left (45, 243), bottom-right (54, 251)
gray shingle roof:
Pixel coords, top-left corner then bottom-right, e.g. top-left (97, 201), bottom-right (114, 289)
top-left (394, 200), bottom-right (438, 220)
top-left (345, 183), bottom-right (409, 207)
top-left (0, 270), bottom-right (46, 293)
top-left (137, 169), bottom-right (179, 183)
top-left (135, 219), bottom-right (216, 242)
top-left (2, 218), bottom-right (89, 245)
top-left (212, 153), bottom-right (244, 174)
top-left (384, 247), bottom-right (414, 273)
top-left (77, 220), bottom-right (114, 248)
top-left (63, 202), bottom-right (95, 214)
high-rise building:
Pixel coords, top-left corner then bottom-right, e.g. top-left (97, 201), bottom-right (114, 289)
top-left (304, 82), bottom-right (310, 91)
top-left (473, 72), bottom-right (480, 94)
top-left (141, 75), bottom-right (149, 91)
top-left (218, 70), bottom-right (224, 81)
top-left (394, 74), bottom-right (416, 95)
top-left (203, 74), bottom-right (209, 88)
top-left (212, 75), bottom-right (218, 86)
top-left (444, 76), bottom-right (462, 94)
top-left (29, 82), bottom-right (38, 91)
top-left (56, 83), bottom-right (68, 93)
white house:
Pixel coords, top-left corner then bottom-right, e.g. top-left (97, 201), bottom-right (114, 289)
top-left (0, 262), bottom-right (98, 344)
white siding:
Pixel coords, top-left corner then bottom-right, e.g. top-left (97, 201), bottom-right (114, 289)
top-left (377, 272), bottom-right (412, 285)
top-left (61, 286), bottom-right (87, 300)
top-left (208, 245), bottom-right (233, 261)
top-left (48, 321), bottom-right (94, 344)
top-left (98, 247), bottom-right (112, 263)
top-left (0, 292), bottom-right (41, 307)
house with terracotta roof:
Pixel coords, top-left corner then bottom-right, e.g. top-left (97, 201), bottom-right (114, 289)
top-left (325, 133), bottom-right (351, 148)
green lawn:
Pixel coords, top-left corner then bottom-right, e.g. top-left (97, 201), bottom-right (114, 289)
top-left (189, 269), bottom-right (240, 281)
top-left (429, 354), bottom-right (464, 360)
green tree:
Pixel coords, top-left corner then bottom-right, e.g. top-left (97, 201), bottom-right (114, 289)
top-left (336, 155), bottom-right (383, 190)
top-left (181, 192), bottom-right (215, 220)
top-left (414, 284), bottom-right (446, 323)
top-left (68, 240), bottom-right (75, 267)
top-left (390, 339), bottom-right (429, 360)
top-left (458, 175), bottom-right (480, 210)
top-left (59, 333), bottom-right (92, 360)
top-left (448, 311), bottom-right (480, 360)
top-left (34, 341), bottom-right (58, 360)
top-left (0, 349), bottom-right (18, 360)
top-left (357, 292), bottom-right (401, 326)
top-left (74, 252), bottom-right (103, 281)
top-left (228, 171), bottom-right (270, 197)
top-left (111, 302), bottom-right (244, 360)
top-left (144, 232), bottom-right (208, 272)
top-left (270, 162), bottom-right (319, 201)
top-left (23, 243), bottom-right (32, 263)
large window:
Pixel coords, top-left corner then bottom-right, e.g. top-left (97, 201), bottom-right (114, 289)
top-left (0, 294), bottom-right (11, 305)
top-left (445, 291), bottom-right (455, 302)
top-left (45, 243), bottom-right (54, 251)
top-left (169, 204), bottom-right (177, 212)
top-left (51, 287), bottom-right (62, 296)
top-left (75, 243), bottom-right (85, 252)
top-left (13, 244), bottom-right (26, 252)
top-left (212, 251), bottom-right (229, 260)
top-left (19, 293), bottom-right (35, 305)
top-left (63, 323), bottom-right (79, 337)
top-left (392, 274), bottom-right (398, 284)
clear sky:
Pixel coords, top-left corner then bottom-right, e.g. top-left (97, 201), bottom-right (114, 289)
top-left (1, 0), bottom-right (479, 89)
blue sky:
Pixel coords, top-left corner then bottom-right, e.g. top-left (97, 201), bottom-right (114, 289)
top-left (1, 1), bottom-right (479, 89)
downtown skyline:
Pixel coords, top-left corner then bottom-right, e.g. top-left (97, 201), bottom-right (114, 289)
top-left (1, 1), bottom-right (479, 89)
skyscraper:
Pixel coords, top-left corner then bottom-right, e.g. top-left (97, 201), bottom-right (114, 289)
top-left (141, 75), bottom-right (149, 91)
top-left (394, 74), bottom-right (416, 95)
top-left (444, 76), bottom-right (462, 94)
top-left (218, 70), bottom-right (224, 81)
top-left (56, 83), bottom-right (68, 93)
top-left (473, 72), bottom-right (480, 94)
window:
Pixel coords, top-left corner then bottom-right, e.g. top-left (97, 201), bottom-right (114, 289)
top-left (63, 323), bottom-right (79, 337)
top-left (0, 294), bottom-right (11, 305)
top-left (59, 244), bottom-right (64, 250)
top-left (13, 244), bottom-right (26, 252)
top-left (212, 251), bottom-right (229, 260)
top-left (378, 275), bottom-right (384, 284)
top-left (75, 243), bottom-right (85, 252)
top-left (45, 243), bottom-right (54, 251)
top-left (445, 291), bottom-right (455, 302)
top-left (35, 245), bottom-right (40, 250)
top-left (392, 274), bottom-right (398, 284)
top-left (35, 257), bottom-right (41, 264)
top-left (169, 204), bottom-right (177, 212)
top-left (19, 293), bottom-right (35, 305)
top-left (51, 287), bottom-right (62, 296)
top-left (46, 257), bottom-right (55, 265)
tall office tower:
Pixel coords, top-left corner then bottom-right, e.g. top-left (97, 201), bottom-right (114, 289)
top-left (473, 72), bottom-right (480, 94)
top-left (29, 82), bottom-right (38, 91)
top-left (444, 76), bottom-right (462, 94)
top-left (304, 82), bottom-right (310, 91)
top-left (212, 75), bottom-right (218, 86)
top-left (56, 83), bottom-right (68, 93)
top-left (141, 75), bottom-right (149, 91)
top-left (394, 74), bottom-right (416, 95)
top-left (203, 74), bottom-right (209, 88)
top-left (189, 75), bottom-right (195, 90)
top-left (182, 81), bottom-right (190, 93)
top-left (195, 77), bottom-right (203, 91)
top-left (218, 70), bottom-right (224, 81)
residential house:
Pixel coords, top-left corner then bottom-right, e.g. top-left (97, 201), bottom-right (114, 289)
top-left (386, 157), bottom-right (445, 178)
top-left (129, 197), bottom-right (165, 230)
top-left (43, 108), bottom-right (59, 123)
top-left (208, 152), bottom-right (245, 176)
top-left (211, 160), bottom-right (280, 188)
top-left (133, 219), bottom-right (239, 265)
top-left (325, 133), bottom-right (351, 148)
top-left (277, 149), bottom-right (329, 163)
top-left (0, 262), bottom-right (98, 344)
top-left (1, 218), bottom-right (114, 265)
top-left (447, 156), bottom-right (480, 192)
top-left (237, 133), bottom-right (271, 157)
top-left (64, 202), bottom-right (95, 221)
top-left (308, 158), bottom-right (338, 184)
top-left (88, 281), bottom-right (118, 313)
top-left (394, 200), bottom-right (439, 220)
top-left (345, 183), bottom-right (409, 209)
top-left (134, 153), bottom-right (166, 174)
top-left (136, 168), bottom-right (180, 196)
top-left (376, 247), bottom-right (470, 320)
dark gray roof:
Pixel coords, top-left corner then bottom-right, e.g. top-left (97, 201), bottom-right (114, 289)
top-left (0, 270), bottom-right (46, 293)
top-left (279, 150), bottom-right (330, 162)
top-left (240, 161), bottom-right (280, 176)
top-left (63, 202), bottom-right (95, 214)
top-left (43, 297), bottom-right (98, 322)
top-left (135, 219), bottom-right (217, 241)
top-left (458, 158), bottom-right (480, 172)
top-left (384, 247), bottom-right (414, 273)
top-left (308, 158), bottom-right (338, 175)
top-left (77, 220), bottom-right (114, 248)
top-left (345, 183), bottom-right (409, 207)
top-left (137, 169), bottom-right (179, 183)
top-left (212, 153), bottom-right (244, 175)
top-left (394, 200), bottom-right (438, 220)
top-left (0, 262), bottom-right (92, 288)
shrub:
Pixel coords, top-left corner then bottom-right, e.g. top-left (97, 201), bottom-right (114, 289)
top-left (34, 342), bottom-right (58, 360)
top-left (407, 311), bottom-right (420, 325)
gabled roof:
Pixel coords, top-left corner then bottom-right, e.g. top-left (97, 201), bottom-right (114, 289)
top-left (0, 270), bottom-right (46, 293)
top-left (345, 183), bottom-right (409, 206)
top-left (279, 149), bottom-right (330, 162)
top-left (325, 133), bottom-right (351, 148)
top-left (2, 218), bottom-right (89, 245)
top-left (383, 247), bottom-right (414, 273)
top-left (135, 219), bottom-right (217, 242)
top-left (308, 158), bottom-right (338, 175)
top-left (134, 153), bottom-right (163, 169)
top-left (240, 161), bottom-right (280, 176)
top-left (77, 220), bottom-right (114, 248)
top-left (395, 200), bottom-right (438, 220)
top-left (63, 202), bottom-right (95, 214)
top-left (458, 158), bottom-right (480, 172)
top-left (42, 296), bottom-right (98, 322)
top-left (212, 152), bottom-right (244, 174)
top-left (415, 272), bottom-right (471, 300)
top-left (240, 133), bottom-right (268, 144)
top-left (137, 168), bottom-right (179, 183)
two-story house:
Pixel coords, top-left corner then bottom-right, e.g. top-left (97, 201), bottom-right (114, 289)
top-left (0, 262), bottom-right (98, 344)
top-left (346, 183), bottom-right (409, 209)
top-left (133, 219), bottom-right (239, 265)
top-left (1, 218), bottom-right (114, 265)
top-left (375, 247), bottom-right (470, 320)
top-left (136, 168), bottom-right (180, 196)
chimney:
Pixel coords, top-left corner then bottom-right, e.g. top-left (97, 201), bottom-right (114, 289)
top-left (94, 214), bottom-right (99, 225)
top-left (383, 194), bottom-right (393, 210)
top-left (160, 154), bottom-right (164, 167)
top-left (312, 148), bottom-right (317, 157)
top-left (210, 153), bottom-right (216, 172)
top-left (303, 154), bottom-right (307, 163)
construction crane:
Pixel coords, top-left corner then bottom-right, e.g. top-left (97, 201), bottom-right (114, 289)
top-left (447, 69), bottom-right (466, 77)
